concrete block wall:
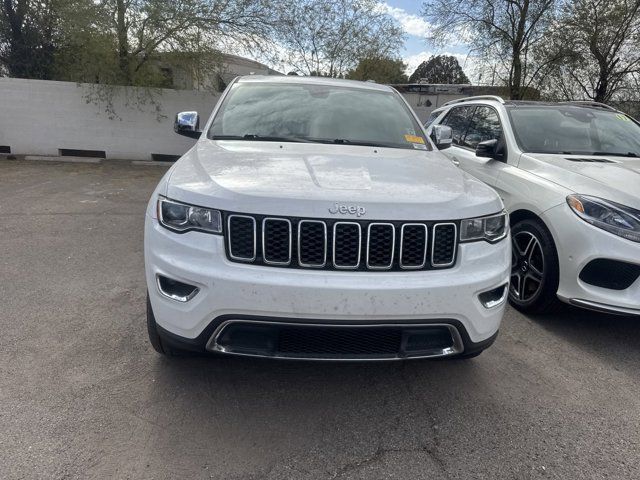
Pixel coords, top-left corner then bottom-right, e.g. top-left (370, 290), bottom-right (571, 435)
top-left (0, 78), bottom-right (219, 161)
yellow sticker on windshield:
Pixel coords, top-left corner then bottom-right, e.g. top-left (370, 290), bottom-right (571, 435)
top-left (616, 114), bottom-right (631, 122)
top-left (404, 134), bottom-right (425, 144)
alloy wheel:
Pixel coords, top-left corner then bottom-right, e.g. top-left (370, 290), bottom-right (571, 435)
top-left (510, 231), bottom-right (545, 303)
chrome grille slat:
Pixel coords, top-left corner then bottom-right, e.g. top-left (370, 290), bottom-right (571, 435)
top-left (227, 215), bottom-right (256, 261)
top-left (262, 218), bottom-right (292, 265)
top-left (225, 214), bottom-right (458, 271)
top-left (366, 223), bottom-right (395, 270)
top-left (333, 222), bottom-right (362, 269)
top-left (298, 220), bottom-right (327, 268)
top-left (431, 223), bottom-right (457, 267)
top-left (400, 223), bottom-right (428, 269)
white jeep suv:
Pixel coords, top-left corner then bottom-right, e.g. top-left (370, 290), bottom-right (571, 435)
top-left (427, 96), bottom-right (640, 316)
top-left (144, 76), bottom-right (510, 360)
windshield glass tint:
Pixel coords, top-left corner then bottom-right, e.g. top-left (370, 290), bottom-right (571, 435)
top-left (508, 106), bottom-right (640, 156)
top-left (208, 82), bottom-right (429, 150)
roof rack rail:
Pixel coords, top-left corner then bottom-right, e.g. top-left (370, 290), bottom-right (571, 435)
top-left (560, 101), bottom-right (617, 111)
top-left (442, 95), bottom-right (505, 107)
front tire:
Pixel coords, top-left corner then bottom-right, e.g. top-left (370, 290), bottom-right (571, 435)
top-left (509, 219), bottom-right (561, 314)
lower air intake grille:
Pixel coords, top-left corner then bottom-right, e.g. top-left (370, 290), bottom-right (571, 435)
top-left (213, 322), bottom-right (461, 360)
top-left (579, 259), bottom-right (640, 290)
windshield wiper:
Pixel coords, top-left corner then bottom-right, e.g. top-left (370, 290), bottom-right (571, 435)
top-left (212, 134), bottom-right (312, 143)
top-left (588, 151), bottom-right (640, 158)
top-left (313, 138), bottom-right (403, 148)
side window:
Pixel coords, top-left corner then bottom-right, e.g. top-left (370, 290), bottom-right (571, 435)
top-left (464, 106), bottom-right (503, 149)
top-left (441, 106), bottom-right (475, 145)
top-left (424, 110), bottom-right (441, 128)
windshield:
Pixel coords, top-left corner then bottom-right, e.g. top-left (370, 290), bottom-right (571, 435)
top-left (508, 106), bottom-right (640, 157)
top-left (208, 82), bottom-right (429, 150)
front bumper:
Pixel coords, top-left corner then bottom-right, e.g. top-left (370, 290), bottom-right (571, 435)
top-left (544, 203), bottom-right (640, 316)
top-left (144, 214), bottom-right (511, 356)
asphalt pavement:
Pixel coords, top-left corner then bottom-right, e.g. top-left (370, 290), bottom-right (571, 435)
top-left (1, 158), bottom-right (639, 479)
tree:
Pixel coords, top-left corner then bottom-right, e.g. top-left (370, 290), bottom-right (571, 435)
top-left (544, 0), bottom-right (640, 102)
top-left (346, 57), bottom-right (407, 83)
top-left (0, 0), bottom-right (60, 78)
top-left (278, 0), bottom-right (404, 77)
top-left (408, 55), bottom-right (469, 84)
top-left (422, 0), bottom-right (557, 99)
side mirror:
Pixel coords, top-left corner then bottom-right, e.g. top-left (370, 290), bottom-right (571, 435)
top-left (429, 125), bottom-right (453, 150)
top-left (174, 111), bottom-right (201, 139)
top-left (476, 139), bottom-right (499, 159)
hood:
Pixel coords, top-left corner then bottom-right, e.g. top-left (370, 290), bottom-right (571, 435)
top-left (165, 140), bottom-right (502, 220)
top-left (524, 153), bottom-right (640, 209)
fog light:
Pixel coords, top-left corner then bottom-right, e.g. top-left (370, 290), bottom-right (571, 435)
top-left (478, 283), bottom-right (508, 308)
top-left (156, 275), bottom-right (199, 302)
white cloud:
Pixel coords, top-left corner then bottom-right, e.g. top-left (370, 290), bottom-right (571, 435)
top-left (377, 3), bottom-right (432, 38)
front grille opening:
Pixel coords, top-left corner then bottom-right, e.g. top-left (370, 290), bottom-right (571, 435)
top-left (224, 213), bottom-right (458, 272)
top-left (333, 223), bottom-right (361, 268)
top-left (228, 215), bottom-right (256, 261)
top-left (298, 220), bottom-right (327, 267)
top-left (400, 224), bottom-right (428, 268)
top-left (58, 148), bottom-right (106, 158)
top-left (263, 218), bottom-right (291, 264)
top-left (367, 223), bottom-right (395, 268)
top-left (579, 259), bottom-right (640, 290)
top-left (432, 223), bottom-right (457, 266)
top-left (213, 323), bottom-right (460, 359)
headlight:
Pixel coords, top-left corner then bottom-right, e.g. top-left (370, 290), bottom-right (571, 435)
top-left (567, 194), bottom-right (640, 242)
top-left (460, 211), bottom-right (508, 243)
top-left (157, 197), bottom-right (222, 234)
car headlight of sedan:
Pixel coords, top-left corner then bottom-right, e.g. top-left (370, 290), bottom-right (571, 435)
top-left (460, 211), bottom-right (508, 243)
top-left (157, 197), bottom-right (222, 234)
top-left (567, 194), bottom-right (640, 242)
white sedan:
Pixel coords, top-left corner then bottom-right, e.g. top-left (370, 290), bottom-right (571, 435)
top-left (428, 96), bottom-right (640, 316)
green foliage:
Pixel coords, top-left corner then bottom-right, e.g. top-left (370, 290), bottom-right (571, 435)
top-left (408, 55), bottom-right (469, 84)
top-left (543, 0), bottom-right (640, 102)
top-left (346, 57), bottom-right (408, 84)
top-left (422, 0), bottom-right (557, 99)
top-left (278, 0), bottom-right (405, 77)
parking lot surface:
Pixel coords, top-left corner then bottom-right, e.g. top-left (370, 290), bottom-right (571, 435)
top-left (1, 158), bottom-right (639, 479)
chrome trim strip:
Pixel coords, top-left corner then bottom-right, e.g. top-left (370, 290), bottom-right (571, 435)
top-left (333, 221), bottom-right (362, 269)
top-left (366, 223), bottom-right (395, 270)
top-left (262, 218), bottom-right (292, 266)
top-left (298, 220), bottom-right (327, 268)
top-left (431, 222), bottom-right (457, 267)
top-left (399, 223), bottom-right (428, 270)
top-left (227, 214), bottom-right (256, 262)
top-left (479, 283), bottom-right (509, 309)
top-left (155, 275), bottom-right (199, 303)
top-left (206, 320), bottom-right (465, 361)
top-left (567, 298), bottom-right (640, 317)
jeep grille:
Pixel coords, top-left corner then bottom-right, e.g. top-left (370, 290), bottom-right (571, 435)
top-left (225, 213), bottom-right (458, 271)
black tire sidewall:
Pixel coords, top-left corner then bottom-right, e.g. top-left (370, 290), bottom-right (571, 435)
top-left (509, 219), bottom-right (560, 313)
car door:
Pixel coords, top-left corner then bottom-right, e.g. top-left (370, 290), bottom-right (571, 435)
top-left (439, 105), bottom-right (506, 190)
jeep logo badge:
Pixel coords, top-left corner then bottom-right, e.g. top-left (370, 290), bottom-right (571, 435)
top-left (328, 203), bottom-right (366, 217)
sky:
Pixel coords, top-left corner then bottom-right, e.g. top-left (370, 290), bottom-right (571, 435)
top-left (381, 0), bottom-right (472, 78)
